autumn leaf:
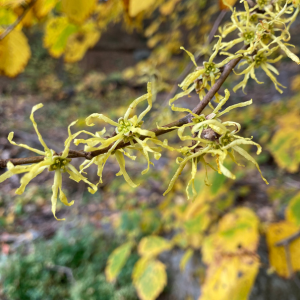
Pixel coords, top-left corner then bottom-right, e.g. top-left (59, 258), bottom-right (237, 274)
top-left (0, 7), bottom-right (18, 25)
top-left (219, 0), bottom-right (238, 10)
top-left (266, 221), bottom-right (300, 278)
top-left (202, 207), bottom-right (259, 264)
top-left (64, 21), bottom-right (100, 63)
top-left (62, 0), bottom-right (96, 24)
top-left (34, 0), bottom-right (58, 19)
top-left (138, 235), bottom-right (172, 258)
top-left (200, 255), bottom-right (259, 300)
top-left (132, 258), bottom-right (167, 300)
top-left (0, 29), bottom-right (31, 77)
top-left (44, 16), bottom-right (78, 58)
top-left (286, 192), bottom-right (300, 226)
top-left (269, 112), bottom-right (300, 173)
top-left (0, 0), bottom-right (25, 7)
top-left (129, 0), bottom-right (155, 17)
top-left (105, 241), bottom-right (133, 282)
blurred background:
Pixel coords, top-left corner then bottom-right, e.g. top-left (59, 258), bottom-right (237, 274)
top-left (1, 0), bottom-right (300, 299)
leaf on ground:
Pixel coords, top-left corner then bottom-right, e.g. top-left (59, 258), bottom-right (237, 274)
top-left (44, 16), bottom-right (78, 58)
top-left (62, 0), bottom-right (96, 24)
top-left (0, 29), bottom-right (31, 77)
top-left (132, 258), bottom-right (167, 300)
top-left (105, 241), bottom-right (133, 283)
top-left (200, 255), bottom-right (259, 300)
top-left (138, 235), bottom-right (172, 258)
top-left (129, 0), bottom-right (156, 17)
top-left (202, 208), bottom-right (259, 264)
top-left (266, 221), bottom-right (300, 278)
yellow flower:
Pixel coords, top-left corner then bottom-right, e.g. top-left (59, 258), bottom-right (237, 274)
top-left (76, 83), bottom-right (164, 187)
top-left (0, 104), bottom-right (97, 220)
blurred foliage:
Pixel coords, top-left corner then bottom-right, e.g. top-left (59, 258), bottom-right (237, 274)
top-left (0, 226), bottom-right (139, 300)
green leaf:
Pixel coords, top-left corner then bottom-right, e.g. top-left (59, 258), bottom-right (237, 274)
top-left (105, 241), bottom-right (133, 282)
top-left (138, 236), bottom-right (172, 258)
top-left (132, 258), bottom-right (167, 300)
top-left (286, 192), bottom-right (300, 226)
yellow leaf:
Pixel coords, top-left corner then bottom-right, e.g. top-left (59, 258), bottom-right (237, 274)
top-left (64, 21), bottom-right (100, 63)
top-left (0, 29), bottom-right (31, 77)
top-left (179, 249), bottom-right (194, 272)
top-left (132, 258), bottom-right (167, 300)
top-left (0, 7), bottom-right (17, 25)
top-left (269, 112), bottom-right (300, 173)
top-left (159, 0), bottom-right (179, 15)
top-left (62, 0), bottom-right (96, 24)
top-left (34, 0), bottom-right (58, 19)
top-left (219, 0), bottom-right (238, 10)
top-left (129, 0), bottom-right (155, 17)
top-left (286, 192), bottom-right (300, 226)
top-left (266, 221), bottom-right (300, 278)
top-left (138, 235), bottom-right (172, 258)
top-left (202, 208), bottom-right (259, 264)
top-left (200, 255), bottom-right (259, 300)
top-left (0, 0), bottom-right (25, 7)
top-left (44, 16), bottom-right (78, 58)
top-left (105, 241), bottom-right (133, 282)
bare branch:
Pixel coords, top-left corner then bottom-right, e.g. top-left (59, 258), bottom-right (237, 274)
top-left (0, 49), bottom-right (244, 169)
top-left (0, 0), bottom-right (37, 41)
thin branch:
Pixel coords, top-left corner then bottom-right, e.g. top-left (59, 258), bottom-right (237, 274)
top-left (275, 230), bottom-right (300, 247)
top-left (0, 49), bottom-right (244, 169)
top-left (163, 10), bottom-right (228, 105)
top-left (0, 0), bottom-right (37, 41)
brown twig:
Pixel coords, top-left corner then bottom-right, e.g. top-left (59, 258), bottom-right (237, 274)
top-left (0, 0), bottom-right (37, 41)
top-left (0, 49), bottom-right (245, 169)
top-left (163, 10), bottom-right (228, 106)
top-left (275, 231), bottom-right (300, 247)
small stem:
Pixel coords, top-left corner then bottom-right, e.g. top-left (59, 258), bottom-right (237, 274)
top-left (0, 49), bottom-right (244, 168)
top-left (0, 0), bottom-right (37, 41)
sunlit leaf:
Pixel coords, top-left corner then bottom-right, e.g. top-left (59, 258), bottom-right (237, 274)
top-left (266, 221), bottom-right (300, 278)
top-left (132, 258), bottom-right (167, 300)
top-left (44, 16), bottom-right (78, 58)
top-left (0, 29), bottom-right (31, 77)
top-left (64, 20), bottom-right (100, 62)
top-left (138, 235), bottom-right (172, 258)
top-left (286, 192), bottom-right (300, 226)
top-left (269, 112), bottom-right (300, 173)
top-left (200, 255), bottom-right (259, 300)
top-left (203, 208), bottom-right (259, 264)
top-left (105, 241), bottom-right (134, 282)
top-left (62, 0), bottom-right (96, 24)
top-left (34, 0), bottom-right (58, 19)
top-left (129, 0), bottom-right (156, 17)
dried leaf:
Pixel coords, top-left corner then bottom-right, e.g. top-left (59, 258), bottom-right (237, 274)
top-left (219, 0), bottom-right (238, 10)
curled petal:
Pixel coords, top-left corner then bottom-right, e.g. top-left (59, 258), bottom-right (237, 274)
top-left (8, 132), bottom-right (46, 156)
top-left (0, 162), bottom-right (33, 183)
top-left (180, 46), bottom-right (198, 67)
top-left (15, 160), bottom-right (51, 195)
top-left (85, 113), bottom-right (119, 127)
top-left (30, 104), bottom-right (50, 153)
top-left (233, 145), bottom-right (268, 184)
top-left (115, 150), bottom-right (139, 188)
